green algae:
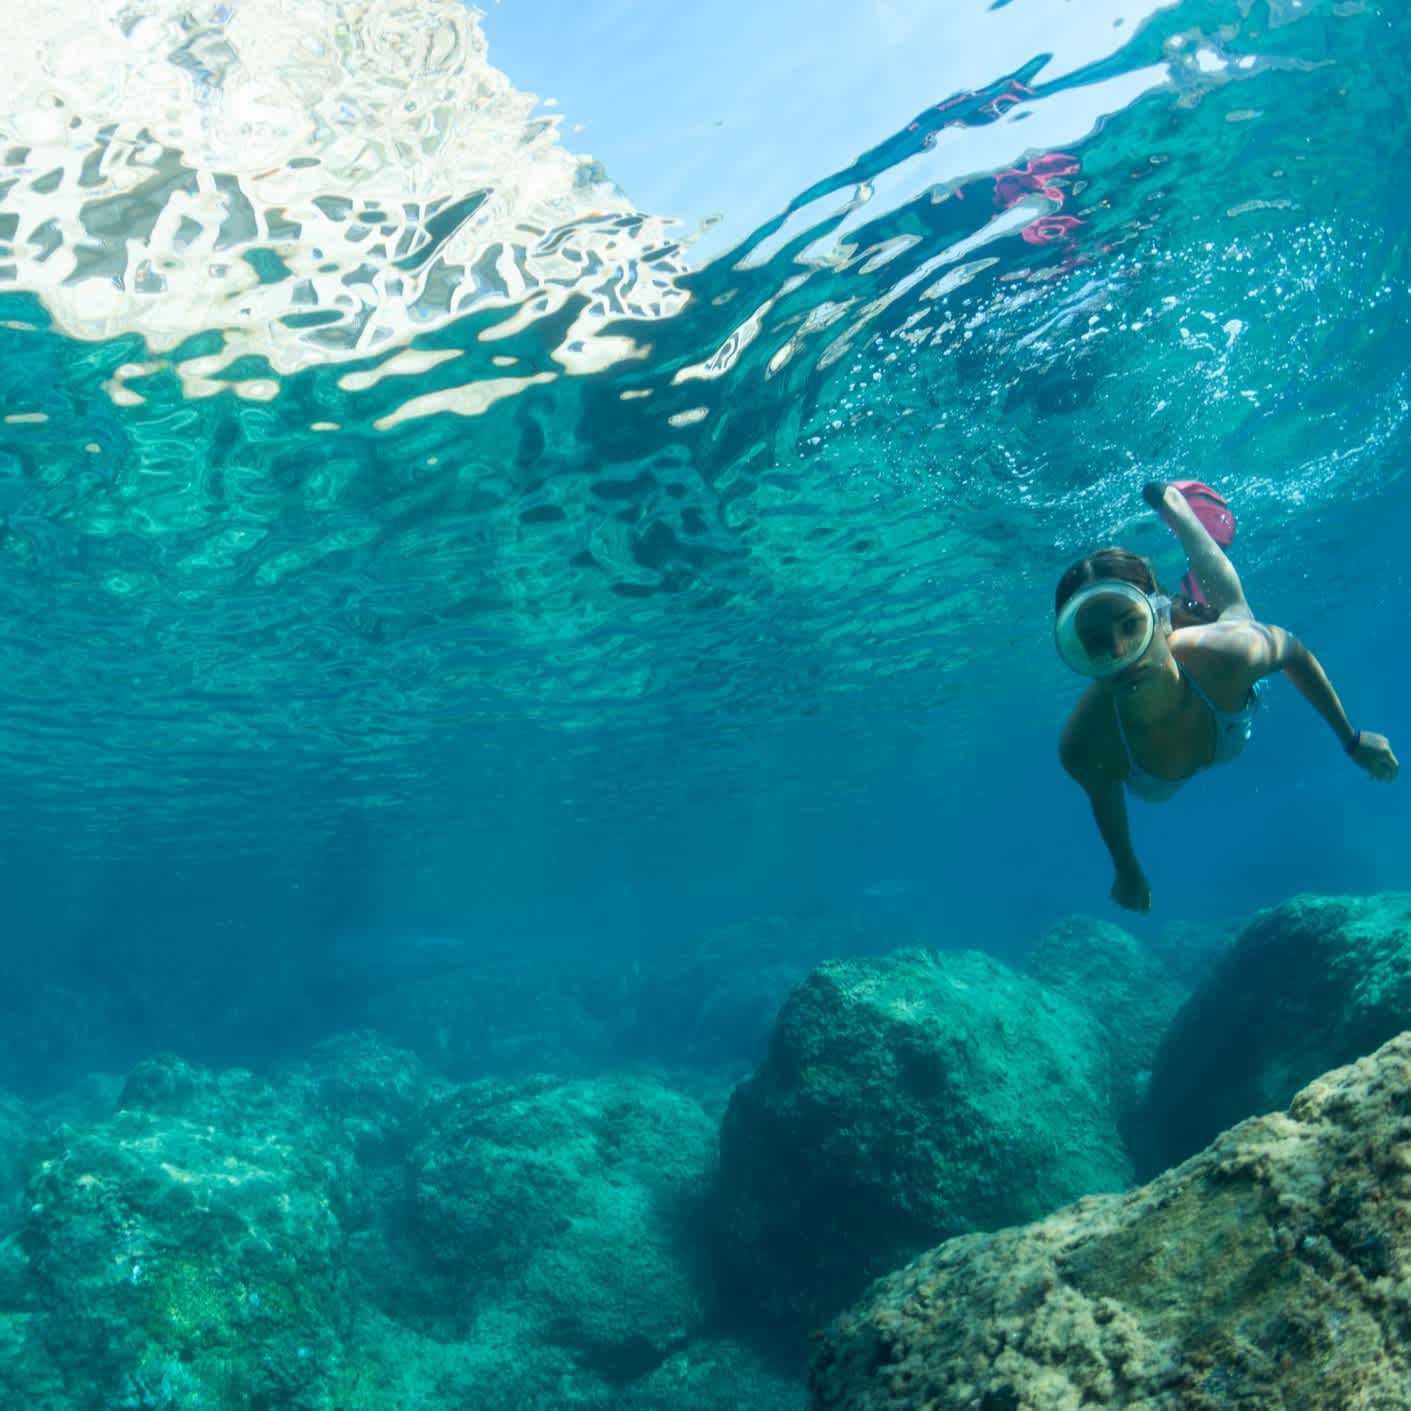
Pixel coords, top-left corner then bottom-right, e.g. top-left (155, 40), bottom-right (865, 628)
top-left (146, 1260), bottom-right (237, 1349)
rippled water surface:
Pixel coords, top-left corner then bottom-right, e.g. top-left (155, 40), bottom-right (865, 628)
top-left (1, 0), bottom-right (1407, 939)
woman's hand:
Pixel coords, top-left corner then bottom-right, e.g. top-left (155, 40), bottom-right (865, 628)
top-left (1111, 866), bottom-right (1152, 912)
top-left (1349, 731), bottom-right (1399, 782)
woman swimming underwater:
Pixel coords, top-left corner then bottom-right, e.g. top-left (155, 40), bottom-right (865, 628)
top-left (1056, 481), bottom-right (1399, 912)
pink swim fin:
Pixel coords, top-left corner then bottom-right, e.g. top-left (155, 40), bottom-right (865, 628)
top-left (1143, 480), bottom-right (1235, 606)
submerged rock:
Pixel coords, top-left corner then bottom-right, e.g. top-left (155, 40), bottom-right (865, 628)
top-left (714, 948), bottom-right (1133, 1336)
top-left (409, 1071), bottom-right (715, 1379)
top-left (19, 1055), bottom-right (352, 1410)
top-left (1143, 891), bottom-right (1411, 1174)
top-left (811, 1030), bottom-right (1411, 1411)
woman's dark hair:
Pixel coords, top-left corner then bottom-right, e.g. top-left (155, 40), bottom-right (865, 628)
top-left (1054, 547), bottom-right (1157, 613)
top-left (1055, 546), bottom-right (1217, 625)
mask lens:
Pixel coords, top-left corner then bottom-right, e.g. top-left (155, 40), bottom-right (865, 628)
top-left (1055, 581), bottom-right (1157, 678)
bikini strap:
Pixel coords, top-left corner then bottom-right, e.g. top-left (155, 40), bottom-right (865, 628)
top-left (1179, 660), bottom-right (1258, 717)
top-left (1175, 661), bottom-right (1217, 712)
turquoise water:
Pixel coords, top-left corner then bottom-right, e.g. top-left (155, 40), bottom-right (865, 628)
top-left (0, 0), bottom-right (1407, 1044)
top-left (2, 2), bottom-right (1410, 1406)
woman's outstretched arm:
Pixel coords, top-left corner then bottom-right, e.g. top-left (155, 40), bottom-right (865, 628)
top-left (1279, 637), bottom-right (1399, 780)
top-left (1221, 621), bottom-right (1399, 781)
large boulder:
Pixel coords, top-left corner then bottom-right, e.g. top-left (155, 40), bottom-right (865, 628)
top-left (714, 948), bottom-right (1133, 1336)
top-left (408, 1072), bottom-right (716, 1382)
top-left (1143, 891), bottom-right (1411, 1174)
top-left (812, 1030), bottom-right (1411, 1411)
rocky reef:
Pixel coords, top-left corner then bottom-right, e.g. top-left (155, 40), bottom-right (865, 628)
top-left (811, 1030), bottom-right (1411, 1410)
top-left (2, 894), bottom-right (1409, 1408)
top-left (0, 1037), bottom-right (803, 1411)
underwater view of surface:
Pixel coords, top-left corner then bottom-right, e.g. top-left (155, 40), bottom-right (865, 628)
top-left (1, 0), bottom-right (1409, 1405)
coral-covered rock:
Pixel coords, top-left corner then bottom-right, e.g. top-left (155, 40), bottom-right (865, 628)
top-left (1143, 892), bottom-right (1411, 1174)
top-left (326, 1308), bottom-right (811, 1411)
top-left (21, 1055), bottom-right (352, 1410)
top-left (811, 1030), bottom-right (1411, 1411)
top-left (409, 1072), bottom-right (714, 1378)
top-left (0, 1134), bottom-right (45, 1405)
top-left (715, 948), bottom-right (1133, 1335)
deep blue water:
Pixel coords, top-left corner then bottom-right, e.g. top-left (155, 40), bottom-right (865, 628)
top-left (0, 0), bottom-right (1407, 1084)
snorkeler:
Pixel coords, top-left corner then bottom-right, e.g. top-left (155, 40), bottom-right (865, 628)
top-left (1056, 481), bottom-right (1399, 912)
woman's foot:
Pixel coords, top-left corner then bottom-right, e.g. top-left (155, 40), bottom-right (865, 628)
top-left (1141, 480), bottom-right (1176, 515)
top-left (1143, 480), bottom-right (1234, 546)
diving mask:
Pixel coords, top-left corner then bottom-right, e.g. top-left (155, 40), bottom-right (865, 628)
top-left (1054, 579), bottom-right (1171, 679)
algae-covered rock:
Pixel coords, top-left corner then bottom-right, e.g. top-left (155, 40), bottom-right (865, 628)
top-left (812, 1030), bottom-right (1411, 1411)
top-left (409, 1071), bottom-right (714, 1378)
top-left (22, 1054), bottom-right (352, 1410)
top-left (715, 948), bottom-right (1133, 1335)
top-left (1144, 891), bottom-right (1411, 1174)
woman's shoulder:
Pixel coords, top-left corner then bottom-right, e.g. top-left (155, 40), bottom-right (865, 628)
top-left (1170, 616), bottom-right (1273, 656)
top-left (1171, 619), bottom-right (1270, 705)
